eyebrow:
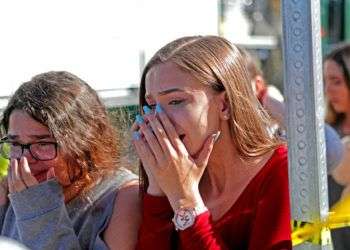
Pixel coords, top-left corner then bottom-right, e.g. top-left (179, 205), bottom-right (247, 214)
top-left (145, 88), bottom-right (186, 99)
top-left (6, 134), bottom-right (53, 140)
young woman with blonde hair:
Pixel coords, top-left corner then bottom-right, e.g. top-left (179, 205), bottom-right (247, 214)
top-left (133, 36), bottom-right (291, 249)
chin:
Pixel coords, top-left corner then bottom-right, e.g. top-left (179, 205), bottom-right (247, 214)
top-left (34, 171), bottom-right (48, 183)
top-left (331, 104), bottom-right (346, 113)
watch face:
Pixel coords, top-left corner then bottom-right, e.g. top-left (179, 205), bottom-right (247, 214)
top-left (173, 207), bottom-right (196, 230)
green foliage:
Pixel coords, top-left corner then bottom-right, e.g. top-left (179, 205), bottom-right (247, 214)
top-left (0, 142), bottom-right (9, 178)
top-left (107, 105), bottom-right (139, 173)
top-left (0, 156), bottom-right (8, 178)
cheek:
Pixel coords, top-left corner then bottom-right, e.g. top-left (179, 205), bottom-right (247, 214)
top-left (168, 107), bottom-right (203, 132)
top-left (51, 158), bottom-right (71, 186)
top-left (169, 107), bottom-right (212, 152)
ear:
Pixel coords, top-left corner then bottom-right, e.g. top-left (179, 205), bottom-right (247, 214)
top-left (254, 75), bottom-right (267, 95)
top-left (217, 91), bottom-right (230, 120)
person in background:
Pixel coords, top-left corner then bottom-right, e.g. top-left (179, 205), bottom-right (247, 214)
top-left (240, 46), bottom-right (344, 174)
top-left (0, 71), bottom-right (140, 250)
top-left (239, 47), bottom-right (285, 136)
top-left (133, 36), bottom-right (292, 249)
top-left (332, 136), bottom-right (350, 199)
top-left (324, 43), bottom-right (350, 250)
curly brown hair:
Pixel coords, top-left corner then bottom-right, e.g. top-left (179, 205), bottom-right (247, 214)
top-left (1, 71), bottom-right (119, 197)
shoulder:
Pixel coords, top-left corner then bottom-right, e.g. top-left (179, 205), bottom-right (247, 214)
top-left (266, 145), bottom-right (288, 173)
top-left (258, 145), bottom-right (289, 194)
top-left (110, 179), bottom-right (140, 224)
top-left (114, 167), bottom-right (139, 188)
top-left (103, 179), bottom-right (141, 250)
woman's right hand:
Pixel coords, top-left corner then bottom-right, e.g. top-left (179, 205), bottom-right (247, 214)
top-left (0, 177), bottom-right (8, 206)
top-left (132, 119), bottom-right (165, 196)
top-left (8, 157), bottom-right (38, 194)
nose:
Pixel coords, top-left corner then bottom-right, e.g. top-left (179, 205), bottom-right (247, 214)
top-left (325, 82), bottom-right (335, 96)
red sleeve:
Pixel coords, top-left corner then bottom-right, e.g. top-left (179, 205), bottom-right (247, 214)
top-left (136, 194), bottom-right (175, 250)
top-left (248, 152), bottom-right (292, 250)
top-left (179, 211), bottom-right (229, 250)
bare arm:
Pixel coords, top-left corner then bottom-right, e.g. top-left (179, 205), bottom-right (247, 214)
top-left (332, 141), bottom-right (350, 186)
top-left (104, 179), bottom-right (141, 250)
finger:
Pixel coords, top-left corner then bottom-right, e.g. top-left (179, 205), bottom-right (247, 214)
top-left (20, 157), bottom-right (38, 187)
top-left (0, 177), bottom-right (8, 193)
top-left (138, 119), bottom-right (165, 162)
top-left (0, 177), bottom-right (8, 205)
top-left (130, 114), bottom-right (145, 136)
top-left (7, 163), bottom-right (13, 193)
top-left (194, 131), bottom-right (221, 169)
top-left (146, 114), bottom-right (177, 156)
top-left (131, 118), bottom-right (141, 132)
top-left (10, 158), bottom-right (26, 192)
top-left (132, 132), bottom-right (157, 174)
top-left (155, 104), bottom-right (187, 153)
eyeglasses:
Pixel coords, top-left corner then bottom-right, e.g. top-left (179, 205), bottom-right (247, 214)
top-left (0, 140), bottom-right (58, 161)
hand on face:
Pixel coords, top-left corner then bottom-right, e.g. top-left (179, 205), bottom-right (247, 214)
top-left (0, 178), bottom-right (8, 205)
top-left (8, 156), bottom-right (56, 193)
top-left (132, 104), bottom-right (219, 210)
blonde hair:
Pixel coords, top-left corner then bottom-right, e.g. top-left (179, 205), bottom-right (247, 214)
top-left (139, 36), bottom-right (281, 189)
top-left (238, 46), bottom-right (263, 80)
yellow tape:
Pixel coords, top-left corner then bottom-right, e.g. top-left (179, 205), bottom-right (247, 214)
top-left (291, 195), bottom-right (350, 246)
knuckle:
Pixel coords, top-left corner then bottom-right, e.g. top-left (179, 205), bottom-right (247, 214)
top-left (156, 127), bottom-right (166, 137)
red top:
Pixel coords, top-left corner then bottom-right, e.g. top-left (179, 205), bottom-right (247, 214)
top-left (136, 146), bottom-right (291, 250)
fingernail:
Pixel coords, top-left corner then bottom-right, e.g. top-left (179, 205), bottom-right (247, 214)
top-left (155, 103), bottom-right (163, 113)
top-left (143, 106), bottom-right (152, 115)
top-left (135, 114), bottom-right (144, 124)
top-left (213, 131), bottom-right (221, 142)
top-left (133, 131), bottom-right (141, 140)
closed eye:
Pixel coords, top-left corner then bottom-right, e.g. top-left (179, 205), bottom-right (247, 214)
top-left (169, 99), bottom-right (184, 105)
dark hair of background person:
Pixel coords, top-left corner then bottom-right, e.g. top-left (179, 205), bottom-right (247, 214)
top-left (324, 44), bottom-right (350, 126)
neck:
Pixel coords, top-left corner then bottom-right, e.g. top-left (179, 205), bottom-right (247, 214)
top-left (199, 130), bottom-right (246, 200)
top-left (344, 110), bottom-right (350, 124)
top-left (341, 111), bottom-right (350, 134)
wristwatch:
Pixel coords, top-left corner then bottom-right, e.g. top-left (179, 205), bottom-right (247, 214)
top-left (172, 205), bottom-right (208, 231)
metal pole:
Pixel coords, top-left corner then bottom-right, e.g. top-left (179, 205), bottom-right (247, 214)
top-left (281, 0), bottom-right (331, 249)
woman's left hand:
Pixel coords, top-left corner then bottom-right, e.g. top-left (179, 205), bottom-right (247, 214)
top-left (134, 107), bottom-right (219, 211)
top-left (8, 157), bottom-right (39, 193)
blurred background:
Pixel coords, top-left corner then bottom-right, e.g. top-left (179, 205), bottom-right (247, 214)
top-left (0, 0), bottom-right (349, 173)
top-left (0, 0), bottom-right (348, 110)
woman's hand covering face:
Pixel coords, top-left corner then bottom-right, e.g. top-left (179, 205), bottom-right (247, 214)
top-left (132, 105), bottom-right (219, 209)
top-left (8, 156), bottom-right (55, 193)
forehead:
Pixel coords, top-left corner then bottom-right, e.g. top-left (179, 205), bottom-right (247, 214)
top-left (8, 110), bottom-right (50, 136)
top-left (324, 59), bottom-right (344, 77)
top-left (145, 62), bottom-right (204, 96)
